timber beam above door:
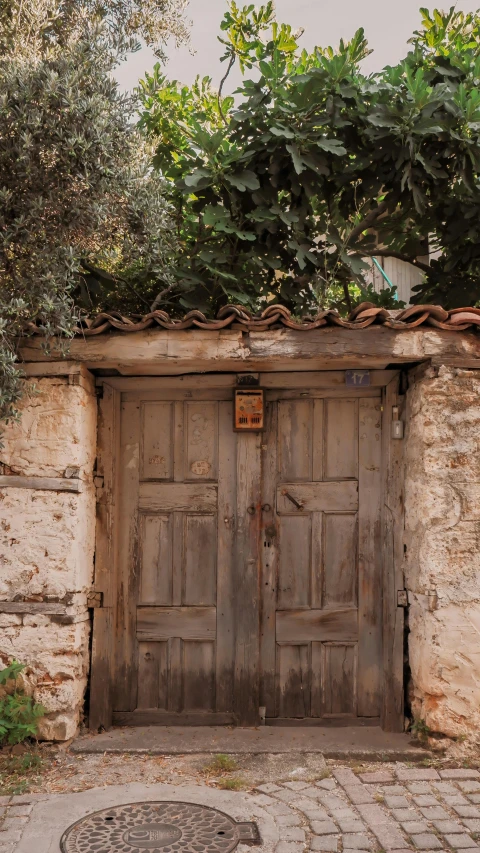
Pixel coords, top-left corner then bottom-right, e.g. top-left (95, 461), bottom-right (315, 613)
top-left (96, 370), bottom-right (399, 392)
top-left (20, 326), bottom-right (480, 374)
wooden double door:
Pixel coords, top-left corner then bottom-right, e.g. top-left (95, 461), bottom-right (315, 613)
top-left (109, 374), bottom-right (384, 726)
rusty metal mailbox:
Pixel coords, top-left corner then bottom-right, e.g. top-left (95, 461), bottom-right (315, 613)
top-left (233, 388), bottom-right (265, 431)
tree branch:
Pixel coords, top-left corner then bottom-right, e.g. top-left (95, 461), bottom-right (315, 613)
top-left (362, 249), bottom-right (431, 275)
top-left (218, 54), bottom-right (235, 124)
top-left (150, 280), bottom-right (178, 312)
top-left (345, 199), bottom-right (390, 247)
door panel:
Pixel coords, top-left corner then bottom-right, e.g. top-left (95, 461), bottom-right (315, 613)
top-left (112, 379), bottom-right (383, 726)
top-left (260, 392), bottom-right (382, 723)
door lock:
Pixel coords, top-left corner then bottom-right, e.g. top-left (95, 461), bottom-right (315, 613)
top-left (247, 505), bottom-right (256, 515)
top-left (261, 503), bottom-right (271, 512)
top-left (281, 489), bottom-right (304, 510)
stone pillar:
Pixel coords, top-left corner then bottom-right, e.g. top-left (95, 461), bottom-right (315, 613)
top-left (0, 369), bottom-right (97, 740)
top-left (405, 365), bottom-right (480, 737)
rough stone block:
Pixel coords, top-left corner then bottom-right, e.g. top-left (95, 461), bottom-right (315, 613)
top-left (276, 842), bottom-right (305, 853)
top-left (419, 807), bottom-right (450, 821)
top-left (441, 771), bottom-right (480, 780)
top-left (459, 783), bottom-right (480, 794)
top-left (401, 822), bottom-right (430, 834)
top-left (386, 797), bottom-right (411, 809)
top-left (337, 820), bottom-right (365, 834)
top-left (342, 835), bottom-right (372, 850)
top-left (455, 807), bottom-right (480, 819)
top-left (332, 769), bottom-right (358, 786)
top-left (311, 822), bottom-right (338, 836)
top-left (343, 787), bottom-right (375, 805)
top-left (444, 836), bottom-right (478, 849)
top-left (359, 772), bottom-right (394, 784)
top-left (257, 783), bottom-right (281, 794)
top-left (283, 829), bottom-right (306, 842)
top-left (432, 820), bottom-right (464, 833)
top-left (397, 770), bottom-right (440, 782)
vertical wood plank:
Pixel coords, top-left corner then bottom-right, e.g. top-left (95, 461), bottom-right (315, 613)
top-left (172, 512), bottom-right (184, 606)
top-left (277, 516), bottom-right (311, 608)
top-left (325, 399), bottom-right (358, 479)
top-left (173, 401), bottom-right (184, 482)
top-left (139, 514), bottom-right (173, 604)
top-left (167, 637), bottom-right (183, 712)
top-left (216, 401), bottom-right (236, 713)
top-left (185, 401), bottom-right (218, 480)
top-left (358, 397), bottom-right (383, 717)
top-left (137, 641), bottom-right (168, 709)
top-left (183, 641), bottom-right (215, 711)
top-left (184, 514), bottom-right (217, 605)
top-left (323, 513), bottom-right (357, 608)
top-left (141, 402), bottom-right (173, 480)
top-left (234, 432), bottom-right (261, 725)
top-left (89, 381), bottom-right (119, 730)
top-left (311, 512), bottom-right (323, 609)
top-left (322, 643), bottom-right (357, 716)
top-left (382, 375), bottom-right (405, 731)
top-left (260, 399), bottom-right (278, 716)
top-left (276, 644), bottom-right (311, 718)
top-left (312, 399), bottom-right (324, 481)
top-left (113, 400), bottom-right (141, 711)
top-left (278, 399), bottom-right (312, 480)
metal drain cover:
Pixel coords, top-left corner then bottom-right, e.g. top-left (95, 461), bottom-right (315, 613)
top-left (60, 801), bottom-right (260, 853)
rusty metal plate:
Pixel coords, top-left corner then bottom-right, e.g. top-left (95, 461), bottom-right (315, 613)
top-left (234, 388), bottom-right (264, 431)
top-left (60, 801), bottom-right (260, 853)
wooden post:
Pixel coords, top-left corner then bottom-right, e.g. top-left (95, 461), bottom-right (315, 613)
top-left (381, 375), bottom-right (406, 732)
top-left (89, 383), bottom-right (120, 731)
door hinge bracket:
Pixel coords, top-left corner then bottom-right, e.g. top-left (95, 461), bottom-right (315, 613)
top-left (87, 590), bottom-right (104, 609)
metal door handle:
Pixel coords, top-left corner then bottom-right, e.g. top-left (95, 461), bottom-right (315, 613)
top-left (247, 505), bottom-right (256, 515)
top-left (281, 490), bottom-right (304, 510)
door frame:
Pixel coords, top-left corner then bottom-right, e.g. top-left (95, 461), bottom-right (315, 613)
top-left (89, 370), bottom-right (405, 732)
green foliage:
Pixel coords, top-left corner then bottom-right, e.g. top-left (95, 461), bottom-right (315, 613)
top-left (0, 0), bottom-right (187, 428)
top-left (0, 661), bottom-right (45, 746)
top-left (138, 4), bottom-right (480, 315)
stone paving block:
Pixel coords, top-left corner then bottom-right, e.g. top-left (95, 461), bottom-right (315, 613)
top-left (461, 820), bottom-right (480, 832)
top-left (0, 818), bottom-right (28, 831)
top-left (370, 824), bottom-right (408, 850)
top-left (311, 822), bottom-right (339, 836)
top-left (410, 834), bottom-right (443, 849)
top-left (277, 842), bottom-right (306, 853)
top-left (0, 845), bottom-right (16, 853)
top-left (392, 810), bottom-right (423, 823)
top-left (0, 800), bottom-right (11, 807)
top-left (356, 803), bottom-right (391, 826)
top-left (342, 835), bottom-right (372, 850)
top-left (407, 784), bottom-right (433, 794)
top-left (386, 797), bottom-right (411, 809)
top-left (277, 814), bottom-right (302, 827)
top-left (444, 835), bottom-right (478, 849)
top-left (420, 807), bottom-right (450, 821)
top-left (284, 782), bottom-right (311, 791)
top-left (0, 831), bottom-right (21, 844)
top-left (455, 807), bottom-right (480, 819)
top-left (332, 769), bottom-right (358, 786)
top-left (317, 795), bottom-right (347, 810)
top-left (412, 796), bottom-right (439, 807)
top-left (432, 783), bottom-right (457, 795)
top-left (469, 796), bottom-right (480, 805)
top-left (283, 828), bottom-right (307, 842)
top-left (432, 820), bottom-right (465, 833)
top-left (253, 794), bottom-right (275, 807)
top-left (440, 771), bottom-right (480, 781)
top-left (302, 809), bottom-right (331, 822)
top-left (387, 787), bottom-right (412, 797)
top-left (0, 811), bottom-right (5, 820)
top-left (258, 783), bottom-right (282, 794)
top-left (310, 835), bottom-right (338, 852)
top-left (459, 783), bottom-right (480, 794)
top-left (328, 809), bottom-right (357, 821)
top-left (293, 797), bottom-right (325, 812)
top-left (266, 802), bottom-right (294, 816)
top-left (315, 780), bottom-right (337, 791)
top-left (337, 819), bottom-right (365, 833)
top-left (445, 796), bottom-right (470, 807)
top-left (401, 822), bottom-right (430, 834)
top-left (360, 772), bottom-right (395, 784)
top-left (343, 787), bottom-right (375, 805)
top-left (301, 788), bottom-right (326, 801)
top-left (276, 790), bottom-right (300, 803)
top-left (397, 769), bottom-right (440, 782)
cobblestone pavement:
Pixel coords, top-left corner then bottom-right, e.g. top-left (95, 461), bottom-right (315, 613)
top-left (2, 765), bottom-right (480, 853)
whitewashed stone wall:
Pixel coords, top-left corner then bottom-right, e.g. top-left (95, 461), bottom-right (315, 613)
top-left (0, 373), bottom-right (97, 740)
top-left (405, 365), bottom-right (480, 738)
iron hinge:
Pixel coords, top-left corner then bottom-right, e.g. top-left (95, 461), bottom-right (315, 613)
top-left (87, 590), bottom-right (103, 609)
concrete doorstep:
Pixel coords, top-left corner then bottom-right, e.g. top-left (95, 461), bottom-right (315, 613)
top-left (70, 726), bottom-right (427, 760)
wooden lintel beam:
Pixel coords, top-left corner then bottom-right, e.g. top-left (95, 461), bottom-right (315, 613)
top-left (0, 475), bottom-right (82, 492)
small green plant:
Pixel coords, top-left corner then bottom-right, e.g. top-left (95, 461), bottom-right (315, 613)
top-left (0, 661), bottom-right (45, 745)
top-left (203, 754), bottom-right (238, 775)
top-left (315, 768), bottom-right (332, 780)
top-left (0, 751), bottom-right (44, 795)
top-left (216, 777), bottom-right (245, 791)
top-left (410, 718), bottom-right (433, 743)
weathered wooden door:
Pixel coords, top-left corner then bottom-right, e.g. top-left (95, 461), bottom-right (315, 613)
top-left (106, 375), bottom-right (382, 726)
top-left (112, 380), bottom-right (260, 725)
top-left (260, 389), bottom-right (383, 723)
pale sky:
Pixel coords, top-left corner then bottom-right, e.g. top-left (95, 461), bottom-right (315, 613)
top-left (114, 0), bottom-right (476, 92)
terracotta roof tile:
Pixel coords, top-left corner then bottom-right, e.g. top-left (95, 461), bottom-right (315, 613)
top-left (30, 303), bottom-right (480, 336)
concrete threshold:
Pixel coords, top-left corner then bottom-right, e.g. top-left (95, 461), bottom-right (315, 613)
top-left (71, 726), bottom-right (428, 760)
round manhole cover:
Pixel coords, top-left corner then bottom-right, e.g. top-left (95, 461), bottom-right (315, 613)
top-left (60, 801), bottom-right (260, 853)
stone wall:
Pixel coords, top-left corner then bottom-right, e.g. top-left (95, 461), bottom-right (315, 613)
top-left (0, 372), bottom-right (97, 740)
top-left (405, 365), bottom-right (480, 738)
